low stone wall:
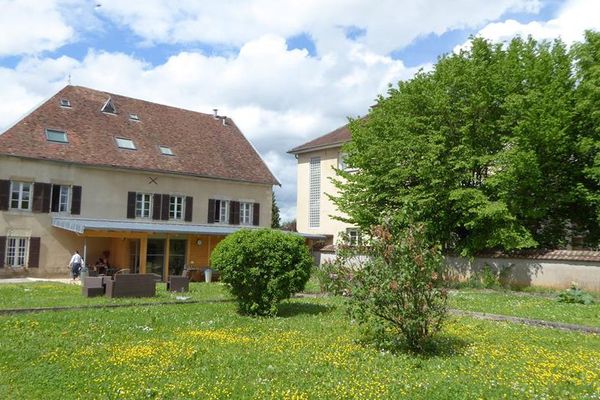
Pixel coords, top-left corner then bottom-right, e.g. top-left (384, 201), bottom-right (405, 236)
top-left (446, 256), bottom-right (600, 292)
top-left (317, 251), bottom-right (600, 292)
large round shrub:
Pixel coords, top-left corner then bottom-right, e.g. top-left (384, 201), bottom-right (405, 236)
top-left (210, 229), bottom-right (313, 316)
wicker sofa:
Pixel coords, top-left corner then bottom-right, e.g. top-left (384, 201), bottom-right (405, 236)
top-left (105, 274), bottom-right (157, 298)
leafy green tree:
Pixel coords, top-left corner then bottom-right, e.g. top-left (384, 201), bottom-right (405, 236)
top-left (210, 229), bottom-right (313, 316)
top-left (333, 35), bottom-right (598, 255)
top-left (573, 31), bottom-right (600, 243)
top-left (271, 191), bottom-right (281, 229)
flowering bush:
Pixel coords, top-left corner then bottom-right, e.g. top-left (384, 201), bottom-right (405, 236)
top-left (210, 229), bottom-right (313, 316)
top-left (343, 221), bottom-right (448, 352)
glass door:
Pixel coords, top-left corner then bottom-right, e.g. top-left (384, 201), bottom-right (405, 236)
top-left (146, 239), bottom-right (165, 278)
top-left (169, 239), bottom-right (187, 277)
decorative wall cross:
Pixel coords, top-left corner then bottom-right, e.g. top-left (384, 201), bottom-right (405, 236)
top-left (148, 177), bottom-right (158, 185)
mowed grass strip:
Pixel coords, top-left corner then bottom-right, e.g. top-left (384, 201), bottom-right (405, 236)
top-left (449, 289), bottom-right (600, 328)
top-left (0, 294), bottom-right (598, 399)
top-left (0, 282), bottom-right (229, 310)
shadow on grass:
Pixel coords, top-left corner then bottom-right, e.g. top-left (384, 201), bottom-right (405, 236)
top-left (276, 301), bottom-right (336, 318)
top-left (360, 332), bottom-right (470, 359)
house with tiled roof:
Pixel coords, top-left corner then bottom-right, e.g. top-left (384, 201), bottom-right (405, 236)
top-left (0, 85), bottom-right (279, 279)
top-left (288, 124), bottom-right (357, 248)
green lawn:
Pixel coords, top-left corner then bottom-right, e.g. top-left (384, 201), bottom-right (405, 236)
top-left (0, 281), bottom-right (228, 309)
top-left (448, 289), bottom-right (600, 327)
top-left (0, 284), bottom-right (598, 399)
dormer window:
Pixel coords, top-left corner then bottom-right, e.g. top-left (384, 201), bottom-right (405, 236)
top-left (115, 137), bottom-right (136, 150)
top-left (60, 99), bottom-right (71, 108)
top-left (159, 146), bottom-right (174, 156)
top-left (101, 97), bottom-right (116, 114)
top-left (129, 113), bottom-right (140, 121)
top-left (45, 128), bottom-right (68, 143)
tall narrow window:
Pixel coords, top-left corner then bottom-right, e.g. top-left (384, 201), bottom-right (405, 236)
top-left (55, 185), bottom-right (70, 212)
top-left (135, 193), bottom-right (152, 218)
top-left (169, 196), bottom-right (184, 220)
top-left (10, 181), bottom-right (32, 210)
top-left (240, 202), bottom-right (253, 225)
top-left (309, 157), bottom-right (321, 228)
top-left (5, 237), bottom-right (28, 268)
top-left (218, 200), bottom-right (230, 223)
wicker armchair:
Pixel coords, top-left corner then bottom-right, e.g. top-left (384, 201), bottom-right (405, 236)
top-left (81, 276), bottom-right (105, 297)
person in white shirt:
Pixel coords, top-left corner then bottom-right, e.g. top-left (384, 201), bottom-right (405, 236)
top-left (69, 250), bottom-right (83, 280)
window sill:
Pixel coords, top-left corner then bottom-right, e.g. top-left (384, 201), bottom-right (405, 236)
top-left (4, 209), bottom-right (33, 215)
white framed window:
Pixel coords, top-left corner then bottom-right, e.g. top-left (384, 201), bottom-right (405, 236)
top-left (309, 157), bottom-right (321, 228)
top-left (338, 152), bottom-right (347, 170)
top-left (60, 99), bottom-right (71, 108)
top-left (135, 193), bottom-right (152, 218)
top-left (346, 228), bottom-right (361, 246)
top-left (10, 181), bottom-right (32, 211)
top-left (5, 237), bottom-right (28, 268)
top-left (115, 137), bottom-right (136, 150)
top-left (58, 185), bottom-right (70, 212)
top-left (170, 195), bottom-right (184, 220)
top-left (240, 202), bottom-right (253, 225)
top-left (217, 200), bottom-right (230, 223)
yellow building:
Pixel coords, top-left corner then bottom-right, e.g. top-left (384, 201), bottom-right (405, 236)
top-left (288, 124), bottom-right (358, 248)
top-left (0, 85), bottom-right (278, 279)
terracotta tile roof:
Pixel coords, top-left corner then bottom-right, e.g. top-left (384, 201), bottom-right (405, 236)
top-left (319, 246), bottom-right (600, 261)
top-left (288, 124), bottom-right (351, 154)
top-left (479, 249), bottom-right (600, 262)
top-left (0, 85), bottom-right (279, 185)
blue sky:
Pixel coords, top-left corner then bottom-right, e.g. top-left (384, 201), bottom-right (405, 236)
top-left (0, 0), bottom-right (597, 221)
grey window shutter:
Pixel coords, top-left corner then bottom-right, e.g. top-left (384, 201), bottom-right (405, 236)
top-left (127, 192), bottom-right (136, 219)
top-left (253, 203), bottom-right (260, 226)
top-left (51, 184), bottom-right (60, 212)
top-left (0, 236), bottom-right (6, 268)
top-left (208, 199), bottom-right (216, 223)
top-left (28, 237), bottom-right (41, 268)
top-left (152, 193), bottom-right (162, 220)
top-left (184, 196), bottom-right (193, 222)
top-left (0, 180), bottom-right (9, 211)
top-left (161, 194), bottom-right (170, 221)
top-left (71, 186), bottom-right (82, 215)
top-left (230, 201), bottom-right (240, 225)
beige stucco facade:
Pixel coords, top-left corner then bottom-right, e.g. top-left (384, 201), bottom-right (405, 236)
top-left (295, 146), bottom-right (355, 245)
top-left (0, 155), bottom-right (273, 278)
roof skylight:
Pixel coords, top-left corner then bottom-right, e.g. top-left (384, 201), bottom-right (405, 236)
top-left (115, 137), bottom-right (136, 150)
top-left (129, 113), bottom-right (140, 121)
top-left (102, 97), bottom-right (116, 114)
top-left (60, 99), bottom-right (71, 108)
top-left (159, 145), bottom-right (174, 156)
top-left (45, 128), bottom-right (68, 143)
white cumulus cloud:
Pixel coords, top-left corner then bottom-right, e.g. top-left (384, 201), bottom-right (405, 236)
top-left (0, 0), bottom-right (74, 56)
